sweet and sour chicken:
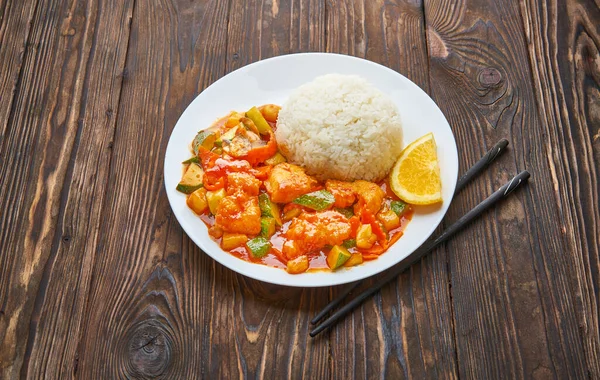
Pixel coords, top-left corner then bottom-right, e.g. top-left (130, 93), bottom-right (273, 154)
top-left (177, 105), bottom-right (413, 274)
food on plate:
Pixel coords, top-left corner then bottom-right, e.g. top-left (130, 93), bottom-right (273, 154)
top-left (276, 74), bottom-right (403, 182)
top-left (177, 76), bottom-right (442, 274)
top-left (389, 132), bottom-right (442, 205)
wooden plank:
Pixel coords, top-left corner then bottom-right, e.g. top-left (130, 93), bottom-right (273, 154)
top-left (423, 0), bottom-right (596, 377)
top-left (16, 0), bottom-right (136, 378)
top-left (0, 0), bottom-right (133, 378)
top-left (518, 0), bottom-right (600, 377)
top-left (326, 1), bottom-right (458, 378)
top-left (226, 0), bottom-right (325, 70)
top-left (72, 0), bottom-right (231, 377)
top-left (0, 0), bottom-right (38, 140)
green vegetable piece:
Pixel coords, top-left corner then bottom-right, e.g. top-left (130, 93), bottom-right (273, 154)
top-left (264, 151), bottom-right (287, 166)
top-left (182, 156), bottom-right (200, 164)
top-left (258, 193), bottom-right (282, 226)
top-left (176, 163), bottom-right (204, 194)
top-left (260, 217), bottom-right (276, 238)
top-left (246, 106), bottom-right (272, 135)
top-left (206, 188), bottom-right (226, 215)
top-left (192, 131), bottom-right (217, 154)
top-left (343, 252), bottom-right (363, 267)
top-left (342, 239), bottom-right (356, 249)
top-left (246, 237), bottom-right (271, 259)
top-left (379, 221), bottom-right (390, 240)
top-left (335, 207), bottom-right (354, 219)
top-left (327, 245), bottom-right (352, 270)
top-left (390, 200), bottom-right (408, 217)
top-left (293, 190), bottom-right (335, 211)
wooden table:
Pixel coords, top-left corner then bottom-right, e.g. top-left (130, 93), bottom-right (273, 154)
top-left (1, 0), bottom-right (599, 378)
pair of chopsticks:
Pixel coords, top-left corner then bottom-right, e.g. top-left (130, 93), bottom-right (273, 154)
top-left (310, 139), bottom-right (530, 337)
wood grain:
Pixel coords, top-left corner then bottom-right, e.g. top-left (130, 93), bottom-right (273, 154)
top-left (519, 0), bottom-right (600, 377)
top-left (1, 0), bottom-right (599, 378)
top-left (0, 0), bottom-right (38, 141)
top-left (72, 0), bottom-right (229, 377)
top-left (0, 0), bottom-right (131, 378)
top-left (424, 0), bottom-right (598, 378)
top-left (18, 0), bottom-right (135, 378)
top-left (326, 1), bottom-right (458, 379)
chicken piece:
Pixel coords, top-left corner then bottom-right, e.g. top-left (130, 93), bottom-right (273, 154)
top-left (264, 163), bottom-right (318, 203)
top-left (352, 180), bottom-right (385, 215)
top-left (283, 210), bottom-right (352, 259)
top-left (226, 172), bottom-right (260, 196)
top-left (325, 180), bottom-right (356, 208)
top-left (215, 194), bottom-right (261, 235)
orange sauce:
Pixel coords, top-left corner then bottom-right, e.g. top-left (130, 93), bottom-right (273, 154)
top-left (185, 105), bottom-right (415, 272)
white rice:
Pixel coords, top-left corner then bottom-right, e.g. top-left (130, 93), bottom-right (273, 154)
top-left (276, 74), bottom-right (403, 182)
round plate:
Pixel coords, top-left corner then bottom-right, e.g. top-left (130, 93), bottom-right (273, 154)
top-left (164, 53), bottom-right (458, 287)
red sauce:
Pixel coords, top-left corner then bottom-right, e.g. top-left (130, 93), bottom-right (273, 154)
top-left (183, 105), bottom-right (415, 273)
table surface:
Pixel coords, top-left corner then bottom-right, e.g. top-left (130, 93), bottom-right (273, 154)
top-left (1, 0), bottom-right (599, 378)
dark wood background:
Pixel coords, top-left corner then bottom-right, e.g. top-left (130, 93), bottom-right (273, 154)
top-left (1, 0), bottom-right (599, 378)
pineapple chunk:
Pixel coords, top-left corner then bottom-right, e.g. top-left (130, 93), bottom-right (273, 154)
top-left (356, 224), bottom-right (377, 249)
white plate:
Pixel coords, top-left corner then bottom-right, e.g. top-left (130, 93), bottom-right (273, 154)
top-left (164, 53), bottom-right (458, 287)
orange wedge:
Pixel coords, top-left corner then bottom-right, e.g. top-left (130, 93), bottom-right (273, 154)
top-left (389, 133), bottom-right (442, 205)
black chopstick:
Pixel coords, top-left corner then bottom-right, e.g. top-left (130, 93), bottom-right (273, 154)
top-left (310, 170), bottom-right (531, 337)
top-left (310, 138), bottom-right (509, 326)
top-left (455, 138), bottom-right (508, 193)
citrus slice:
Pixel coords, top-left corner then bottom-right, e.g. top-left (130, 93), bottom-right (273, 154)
top-left (389, 132), bottom-right (442, 205)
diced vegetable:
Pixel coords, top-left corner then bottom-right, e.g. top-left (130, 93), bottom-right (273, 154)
top-left (221, 233), bottom-right (248, 250)
top-left (377, 209), bottom-right (401, 231)
top-left (264, 151), bottom-right (287, 166)
top-left (182, 156), bottom-right (200, 164)
top-left (219, 125), bottom-right (239, 142)
top-left (342, 239), bottom-right (356, 249)
top-left (258, 193), bottom-right (282, 226)
top-left (246, 106), bottom-right (273, 135)
top-left (246, 237), bottom-right (271, 259)
top-left (379, 221), bottom-right (390, 240)
top-left (343, 252), bottom-right (363, 267)
top-left (356, 224), bottom-right (377, 249)
top-left (326, 245), bottom-right (352, 270)
top-left (260, 217), bottom-right (276, 238)
top-left (176, 163), bottom-right (204, 194)
top-left (283, 208), bottom-right (302, 222)
top-left (192, 131), bottom-right (217, 154)
top-left (186, 187), bottom-right (208, 214)
top-left (209, 225), bottom-right (224, 238)
top-left (293, 190), bottom-right (335, 211)
top-left (261, 104), bottom-right (280, 123)
top-left (226, 112), bottom-right (245, 128)
top-left (335, 207), bottom-right (354, 219)
top-left (206, 188), bottom-right (226, 215)
top-left (286, 255), bottom-right (309, 274)
top-left (390, 200), bottom-right (408, 217)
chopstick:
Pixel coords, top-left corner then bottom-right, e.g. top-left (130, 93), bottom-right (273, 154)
top-left (310, 139), bottom-right (509, 326)
top-left (310, 170), bottom-right (531, 337)
top-left (455, 139), bottom-right (508, 193)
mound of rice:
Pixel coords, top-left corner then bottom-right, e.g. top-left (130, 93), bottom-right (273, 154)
top-left (276, 74), bottom-right (403, 182)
